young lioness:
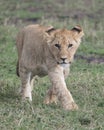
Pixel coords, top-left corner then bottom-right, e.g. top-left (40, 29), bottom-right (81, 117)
top-left (16, 24), bottom-right (84, 110)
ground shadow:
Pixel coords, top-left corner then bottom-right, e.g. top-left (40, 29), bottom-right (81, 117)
top-left (0, 89), bottom-right (20, 103)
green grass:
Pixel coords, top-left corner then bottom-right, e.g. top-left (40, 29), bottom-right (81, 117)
top-left (0, 0), bottom-right (104, 130)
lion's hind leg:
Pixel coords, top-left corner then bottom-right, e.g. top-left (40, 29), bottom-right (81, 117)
top-left (20, 70), bottom-right (32, 101)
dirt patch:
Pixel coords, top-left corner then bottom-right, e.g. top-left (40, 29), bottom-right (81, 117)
top-left (75, 55), bottom-right (104, 64)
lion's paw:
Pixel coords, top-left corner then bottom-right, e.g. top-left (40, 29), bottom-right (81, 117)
top-left (63, 102), bottom-right (79, 110)
top-left (44, 95), bottom-right (58, 105)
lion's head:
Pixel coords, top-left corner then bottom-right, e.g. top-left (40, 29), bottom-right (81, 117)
top-left (45, 25), bottom-right (84, 66)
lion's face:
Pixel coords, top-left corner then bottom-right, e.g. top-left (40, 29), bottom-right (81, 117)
top-left (46, 26), bottom-right (84, 66)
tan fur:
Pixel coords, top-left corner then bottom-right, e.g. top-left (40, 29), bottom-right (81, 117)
top-left (16, 24), bottom-right (84, 110)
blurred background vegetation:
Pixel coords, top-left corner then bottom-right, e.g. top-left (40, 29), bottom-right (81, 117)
top-left (0, 0), bottom-right (104, 57)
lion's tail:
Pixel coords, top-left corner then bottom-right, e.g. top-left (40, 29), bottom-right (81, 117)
top-left (16, 60), bottom-right (20, 77)
top-left (16, 30), bottom-right (24, 77)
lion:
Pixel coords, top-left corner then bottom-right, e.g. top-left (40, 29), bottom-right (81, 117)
top-left (16, 24), bottom-right (84, 110)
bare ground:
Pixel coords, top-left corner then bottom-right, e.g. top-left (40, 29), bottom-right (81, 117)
top-left (75, 55), bottom-right (104, 64)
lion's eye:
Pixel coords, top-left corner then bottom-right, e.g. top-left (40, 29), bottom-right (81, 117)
top-left (68, 44), bottom-right (73, 48)
top-left (55, 44), bottom-right (61, 49)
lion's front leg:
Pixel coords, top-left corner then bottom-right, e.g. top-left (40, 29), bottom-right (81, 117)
top-left (48, 67), bottom-right (78, 110)
top-left (44, 67), bottom-right (70, 105)
top-left (44, 87), bottom-right (58, 105)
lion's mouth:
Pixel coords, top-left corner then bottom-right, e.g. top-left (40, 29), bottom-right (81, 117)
top-left (57, 62), bottom-right (71, 65)
top-left (57, 62), bottom-right (70, 68)
top-left (58, 62), bottom-right (71, 68)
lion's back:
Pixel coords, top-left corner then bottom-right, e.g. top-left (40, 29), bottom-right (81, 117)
top-left (16, 25), bottom-right (47, 61)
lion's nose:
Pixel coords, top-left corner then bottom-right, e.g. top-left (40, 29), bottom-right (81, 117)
top-left (60, 57), bottom-right (67, 62)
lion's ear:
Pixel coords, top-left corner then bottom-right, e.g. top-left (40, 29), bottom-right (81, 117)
top-left (71, 25), bottom-right (82, 33)
top-left (44, 26), bottom-right (56, 43)
top-left (71, 25), bottom-right (84, 38)
top-left (46, 27), bottom-right (56, 35)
